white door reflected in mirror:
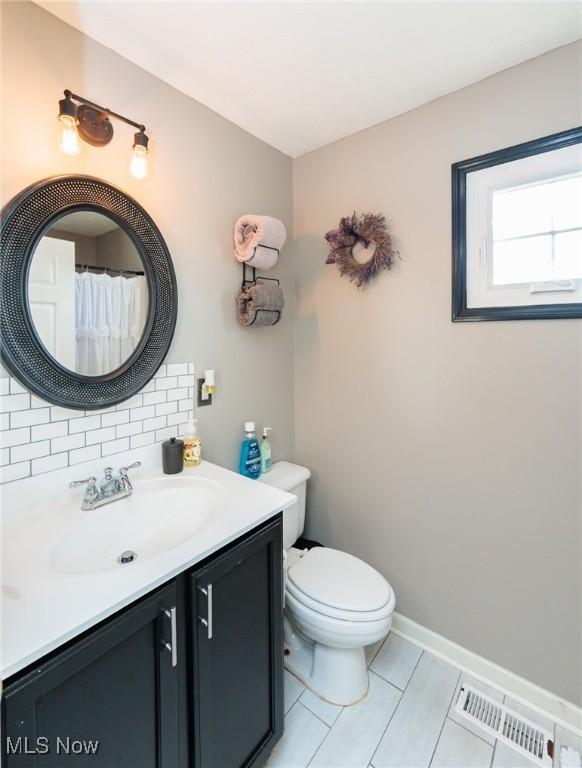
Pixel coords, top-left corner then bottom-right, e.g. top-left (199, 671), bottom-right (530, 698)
top-left (28, 211), bottom-right (149, 377)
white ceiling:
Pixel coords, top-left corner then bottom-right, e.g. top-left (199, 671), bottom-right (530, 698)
top-left (36, 1), bottom-right (582, 157)
top-left (50, 211), bottom-right (119, 237)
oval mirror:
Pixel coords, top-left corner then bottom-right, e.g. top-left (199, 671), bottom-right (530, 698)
top-left (28, 211), bottom-right (149, 377)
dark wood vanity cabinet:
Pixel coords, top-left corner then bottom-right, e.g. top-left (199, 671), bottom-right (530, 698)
top-left (191, 517), bottom-right (283, 768)
top-left (1, 582), bottom-right (180, 767)
top-left (2, 515), bottom-right (283, 768)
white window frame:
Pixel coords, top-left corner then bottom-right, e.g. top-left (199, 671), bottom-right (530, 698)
top-left (452, 127), bottom-right (582, 322)
top-left (466, 145), bottom-right (582, 309)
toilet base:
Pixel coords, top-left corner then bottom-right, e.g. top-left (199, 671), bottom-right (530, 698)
top-left (284, 616), bottom-right (370, 706)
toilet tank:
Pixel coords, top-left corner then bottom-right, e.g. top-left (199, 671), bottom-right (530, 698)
top-left (259, 461), bottom-right (311, 550)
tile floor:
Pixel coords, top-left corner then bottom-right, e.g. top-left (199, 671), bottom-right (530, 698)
top-left (267, 633), bottom-right (582, 768)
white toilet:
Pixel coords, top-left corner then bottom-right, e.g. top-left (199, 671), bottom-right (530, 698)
top-left (261, 461), bottom-right (395, 706)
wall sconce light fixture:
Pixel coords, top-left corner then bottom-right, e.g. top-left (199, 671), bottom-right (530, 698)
top-left (58, 90), bottom-right (150, 180)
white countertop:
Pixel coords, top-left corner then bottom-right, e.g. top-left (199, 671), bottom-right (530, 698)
top-left (0, 445), bottom-right (295, 680)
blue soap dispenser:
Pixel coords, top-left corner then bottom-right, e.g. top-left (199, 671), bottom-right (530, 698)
top-left (239, 421), bottom-right (261, 479)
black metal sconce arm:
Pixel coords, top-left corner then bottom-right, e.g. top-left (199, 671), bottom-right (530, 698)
top-left (60, 89), bottom-right (147, 149)
top-left (64, 89), bottom-right (146, 133)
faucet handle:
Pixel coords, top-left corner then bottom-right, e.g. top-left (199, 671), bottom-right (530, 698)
top-left (119, 461), bottom-right (141, 475)
top-left (69, 476), bottom-right (97, 490)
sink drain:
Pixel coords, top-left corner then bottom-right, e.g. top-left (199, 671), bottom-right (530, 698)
top-left (117, 550), bottom-right (137, 565)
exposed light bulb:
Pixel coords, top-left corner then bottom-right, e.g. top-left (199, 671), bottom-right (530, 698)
top-left (129, 144), bottom-right (148, 179)
top-left (59, 116), bottom-right (81, 156)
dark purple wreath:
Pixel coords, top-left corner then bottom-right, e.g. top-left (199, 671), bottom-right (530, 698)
top-left (325, 212), bottom-right (398, 289)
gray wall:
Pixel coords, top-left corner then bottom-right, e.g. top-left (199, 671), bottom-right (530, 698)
top-left (95, 228), bottom-right (143, 272)
top-left (293, 42), bottom-right (582, 705)
top-left (1, 1), bottom-right (294, 470)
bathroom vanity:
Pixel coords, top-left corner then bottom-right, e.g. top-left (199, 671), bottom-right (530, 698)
top-left (1, 452), bottom-right (294, 768)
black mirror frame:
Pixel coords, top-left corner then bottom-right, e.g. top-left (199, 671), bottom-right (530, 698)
top-left (452, 126), bottom-right (582, 322)
top-left (0, 175), bottom-right (177, 410)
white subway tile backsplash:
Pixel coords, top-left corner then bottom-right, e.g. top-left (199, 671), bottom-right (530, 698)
top-left (0, 393), bottom-right (30, 413)
top-left (31, 422), bottom-right (67, 442)
top-left (167, 387), bottom-right (188, 402)
top-left (101, 437), bottom-right (130, 457)
top-left (51, 433), bottom-right (85, 453)
top-left (167, 363), bottom-right (188, 377)
top-left (32, 452), bottom-right (68, 475)
top-left (51, 406), bottom-right (84, 422)
top-left (9, 379), bottom-right (27, 395)
top-left (10, 408), bottom-right (50, 428)
top-left (117, 394), bottom-right (143, 411)
top-left (69, 444), bottom-right (100, 465)
top-left (155, 401), bottom-right (178, 417)
top-left (0, 461), bottom-right (30, 483)
top-left (156, 426), bottom-right (177, 442)
top-left (69, 415), bottom-right (101, 434)
top-left (143, 415), bottom-right (166, 432)
top-left (130, 405), bottom-right (155, 422)
top-left (143, 391), bottom-right (166, 406)
top-left (101, 411), bottom-right (129, 428)
top-left (11, 440), bottom-right (50, 463)
top-left (166, 412), bottom-right (184, 427)
top-left (116, 421), bottom-right (142, 439)
top-left (0, 362), bottom-right (194, 484)
top-left (156, 376), bottom-right (178, 391)
top-left (131, 431), bottom-right (155, 449)
top-left (86, 426), bottom-right (116, 446)
top-left (0, 427), bottom-right (31, 448)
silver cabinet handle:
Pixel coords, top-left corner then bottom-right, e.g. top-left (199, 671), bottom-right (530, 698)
top-left (162, 607), bottom-right (177, 667)
top-left (198, 584), bottom-right (213, 639)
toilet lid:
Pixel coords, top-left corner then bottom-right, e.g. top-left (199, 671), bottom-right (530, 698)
top-left (287, 547), bottom-right (391, 613)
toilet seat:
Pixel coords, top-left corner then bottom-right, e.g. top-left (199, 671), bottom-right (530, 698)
top-left (286, 547), bottom-right (393, 622)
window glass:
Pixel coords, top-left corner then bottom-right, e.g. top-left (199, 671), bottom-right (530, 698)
top-left (491, 174), bottom-right (582, 286)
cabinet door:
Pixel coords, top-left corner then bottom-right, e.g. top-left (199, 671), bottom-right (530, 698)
top-left (191, 516), bottom-right (283, 768)
top-left (2, 582), bottom-right (180, 768)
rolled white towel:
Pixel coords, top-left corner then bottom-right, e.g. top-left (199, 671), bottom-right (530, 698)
top-left (234, 215), bottom-right (286, 270)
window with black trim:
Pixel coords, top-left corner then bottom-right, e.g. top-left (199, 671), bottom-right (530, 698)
top-left (452, 127), bottom-right (582, 321)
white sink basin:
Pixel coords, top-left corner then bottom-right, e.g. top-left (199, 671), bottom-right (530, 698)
top-left (50, 476), bottom-right (224, 574)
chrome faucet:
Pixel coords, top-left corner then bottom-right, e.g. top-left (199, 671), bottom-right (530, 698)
top-left (70, 461), bottom-right (142, 511)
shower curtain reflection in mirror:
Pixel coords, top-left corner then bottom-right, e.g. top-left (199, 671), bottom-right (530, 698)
top-left (75, 271), bottom-right (147, 376)
top-left (27, 210), bottom-right (149, 377)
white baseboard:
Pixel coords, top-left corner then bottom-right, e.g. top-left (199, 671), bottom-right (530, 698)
top-left (391, 611), bottom-right (582, 737)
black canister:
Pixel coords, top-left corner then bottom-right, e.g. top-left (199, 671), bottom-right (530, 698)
top-left (162, 437), bottom-right (184, 474)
